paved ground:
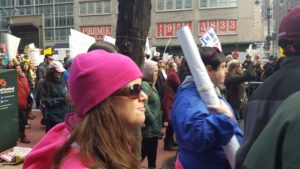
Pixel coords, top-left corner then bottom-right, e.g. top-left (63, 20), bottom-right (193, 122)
top-left (0, 110), bottom-right (176, 169)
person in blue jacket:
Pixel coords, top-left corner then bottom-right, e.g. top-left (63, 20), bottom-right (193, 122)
top-left (171, 47), bottom-right (243, 169)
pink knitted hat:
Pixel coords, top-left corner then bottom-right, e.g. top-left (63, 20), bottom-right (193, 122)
top-left (65, 50), bottom-right (142, 131)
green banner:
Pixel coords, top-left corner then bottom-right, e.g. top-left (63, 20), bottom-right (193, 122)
top-left (0, 69), bottom-right (18, 152)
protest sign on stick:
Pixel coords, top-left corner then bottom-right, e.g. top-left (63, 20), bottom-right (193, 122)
top-left (69, 29), bottom-right (95, 58)
top-left (200, 28), bottom-right (222, 52)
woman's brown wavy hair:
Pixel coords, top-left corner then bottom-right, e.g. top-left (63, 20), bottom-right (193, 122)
top-left (53, 97), bottom-right (141, 169)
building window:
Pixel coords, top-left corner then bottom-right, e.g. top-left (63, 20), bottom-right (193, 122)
top-left (45, 17), bottom-right (53, 27)
top-left (0, 0), bottom-right (15, 7)
top-left (36, 0), bottom-right (52, 4)
top-left (45, 29), bottom-right (53, 41)
top-left (80, 0), bottom-right (111, 15)
top-left (55, 28), bottom-right (69, 41)
top-left (19, 7), bottom-right (33, 15)
top-left (18, 0), bottom-right (33, 6)
top-left (157, 0), bottom-right (192, 11)
top-left (199, 0), bottom-right (237, 8)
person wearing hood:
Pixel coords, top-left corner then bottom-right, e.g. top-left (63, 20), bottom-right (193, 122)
top-left (23, 50), bottom-right (148, 169)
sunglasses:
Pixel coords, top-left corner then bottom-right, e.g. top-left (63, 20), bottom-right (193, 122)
top-left (113, 84), bottom-right (143, 99)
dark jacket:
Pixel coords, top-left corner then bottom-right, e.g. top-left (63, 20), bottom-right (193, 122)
top-left (41, 76), bottom-right (70, 123)
top-left (36, 62), bottom-right (47, 82)
top-left (225, 62), bottom-right (256, 111)
top-left (235, 56), bottom-right (300, 169)
top-left (155, 70), bottom-right (166, 100)
top-left (242, 91), bottom-right (300, 169)
top-left (261, 62), bottom-right (273, 80)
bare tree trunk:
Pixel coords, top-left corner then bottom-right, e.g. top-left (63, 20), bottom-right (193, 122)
top-left (116, 0), bottom-right (152, 68)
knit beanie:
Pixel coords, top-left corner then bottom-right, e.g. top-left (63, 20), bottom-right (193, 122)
top-left (65, 50), bottom-right (142, 131)
top-left (278, 4), bottom-right (300, 52)
top-left (143, 59), bottom-right (157, 82)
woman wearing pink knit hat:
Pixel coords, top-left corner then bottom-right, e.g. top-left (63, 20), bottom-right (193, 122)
top-left (23, 50), bottom-right (148, 169)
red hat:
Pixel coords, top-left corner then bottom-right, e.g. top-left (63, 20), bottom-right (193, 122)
top-left (278, 4), bottom-right (300, 50)
top-left (65, 50), bottom-right (142, 131)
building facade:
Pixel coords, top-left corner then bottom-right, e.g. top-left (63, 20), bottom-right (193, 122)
top-left (1, 0), bottom-right (265, 55)
top-left (0, 0), bottom-right (74, 50)
top-left (74, 0), bottom-right (265, 54)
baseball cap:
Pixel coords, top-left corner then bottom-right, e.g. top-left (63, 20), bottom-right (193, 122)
top-left (49, 60), bottom-right (66, 73)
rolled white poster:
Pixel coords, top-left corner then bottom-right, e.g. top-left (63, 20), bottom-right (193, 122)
top-left (177, 26), bottom-right (239, 169)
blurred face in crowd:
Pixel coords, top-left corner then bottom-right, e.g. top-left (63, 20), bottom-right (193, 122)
top-left (13, 59), bottom-right (20, 66)
top-left (170, 62), bottom-right (178, 72)
top-left (157, 60), bottom-right (166, 70)
top-left (111, 78), bottom-right (148, 127)
top-left (23, 62), bottom-right (29, 71)
top-left (7, 61), bottom-right (13, 68)
top-left (152, 65), bottom-right (158, 84)
top-left (16, 65), bottom-right (22, 75)
top-left (53, 71), bottom-right (63, 78)
top-left (30, 61), bottom-right (35, 69)
top-left (208, 62), bottom-right (227, 87)
top-left (46, 55), bottom-right (54, 64)
top-left (174, 55), bottom-right (182, 67)
top-left (235, 63), bottom-right (243, 75)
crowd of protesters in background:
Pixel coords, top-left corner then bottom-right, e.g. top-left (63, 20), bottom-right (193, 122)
top-left (0, 6), bottom-right (297, 167)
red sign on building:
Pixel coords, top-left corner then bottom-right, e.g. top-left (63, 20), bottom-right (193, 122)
top-left (80, 25), bottom-right (112, 40)
top-left (209, 20), bottom-right (217, 32)
top-left (156, 21), bottom-right (192, 38)
top-left (166, 23), bottom-right (174, 37)
top-left (198, 19), bottom-right (237, 36)
top-left (157, 23), bottom-right (165, 38)
top-left (229, 20), bottom-right (237, 32)
top-left (219, 20), bottom-right (226, 32)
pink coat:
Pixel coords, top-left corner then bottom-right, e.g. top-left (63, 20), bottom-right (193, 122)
top-left (23, 123), bottom-right (86, 169)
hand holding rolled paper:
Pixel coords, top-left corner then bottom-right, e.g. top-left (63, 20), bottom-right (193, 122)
top-left (207, 100), bottom-right (234, 121)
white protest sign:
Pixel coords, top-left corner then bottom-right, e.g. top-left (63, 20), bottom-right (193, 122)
top-left (199, 28), bottom-right (222, 51)
top-left (103, 35), bottom-right (116, 45)
top-left (28, 48), bottom-right (42, 65)
top-left (34, 55), bottom-right (44, 66)
top-left (5, 34), bottom-right (21, 60)
top-left (162, 53), bottom-right (173, 63)
top-left (69, 29), bottom-right (95, 58)
top-left (145, 37), bottom-right (152, 59)
top-left (28, 43), bottom-right (35, 50)
top-left (57, 49), bottom-right (67, 61)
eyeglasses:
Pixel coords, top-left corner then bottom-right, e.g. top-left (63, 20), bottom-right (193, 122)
top-left (113, 84), bottom-right (143, 99)
top-left (48, 58), bottom-right (54, 61)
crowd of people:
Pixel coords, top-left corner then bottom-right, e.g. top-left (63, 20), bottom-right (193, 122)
top-left (0, 4), bottom-right (300, 169)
